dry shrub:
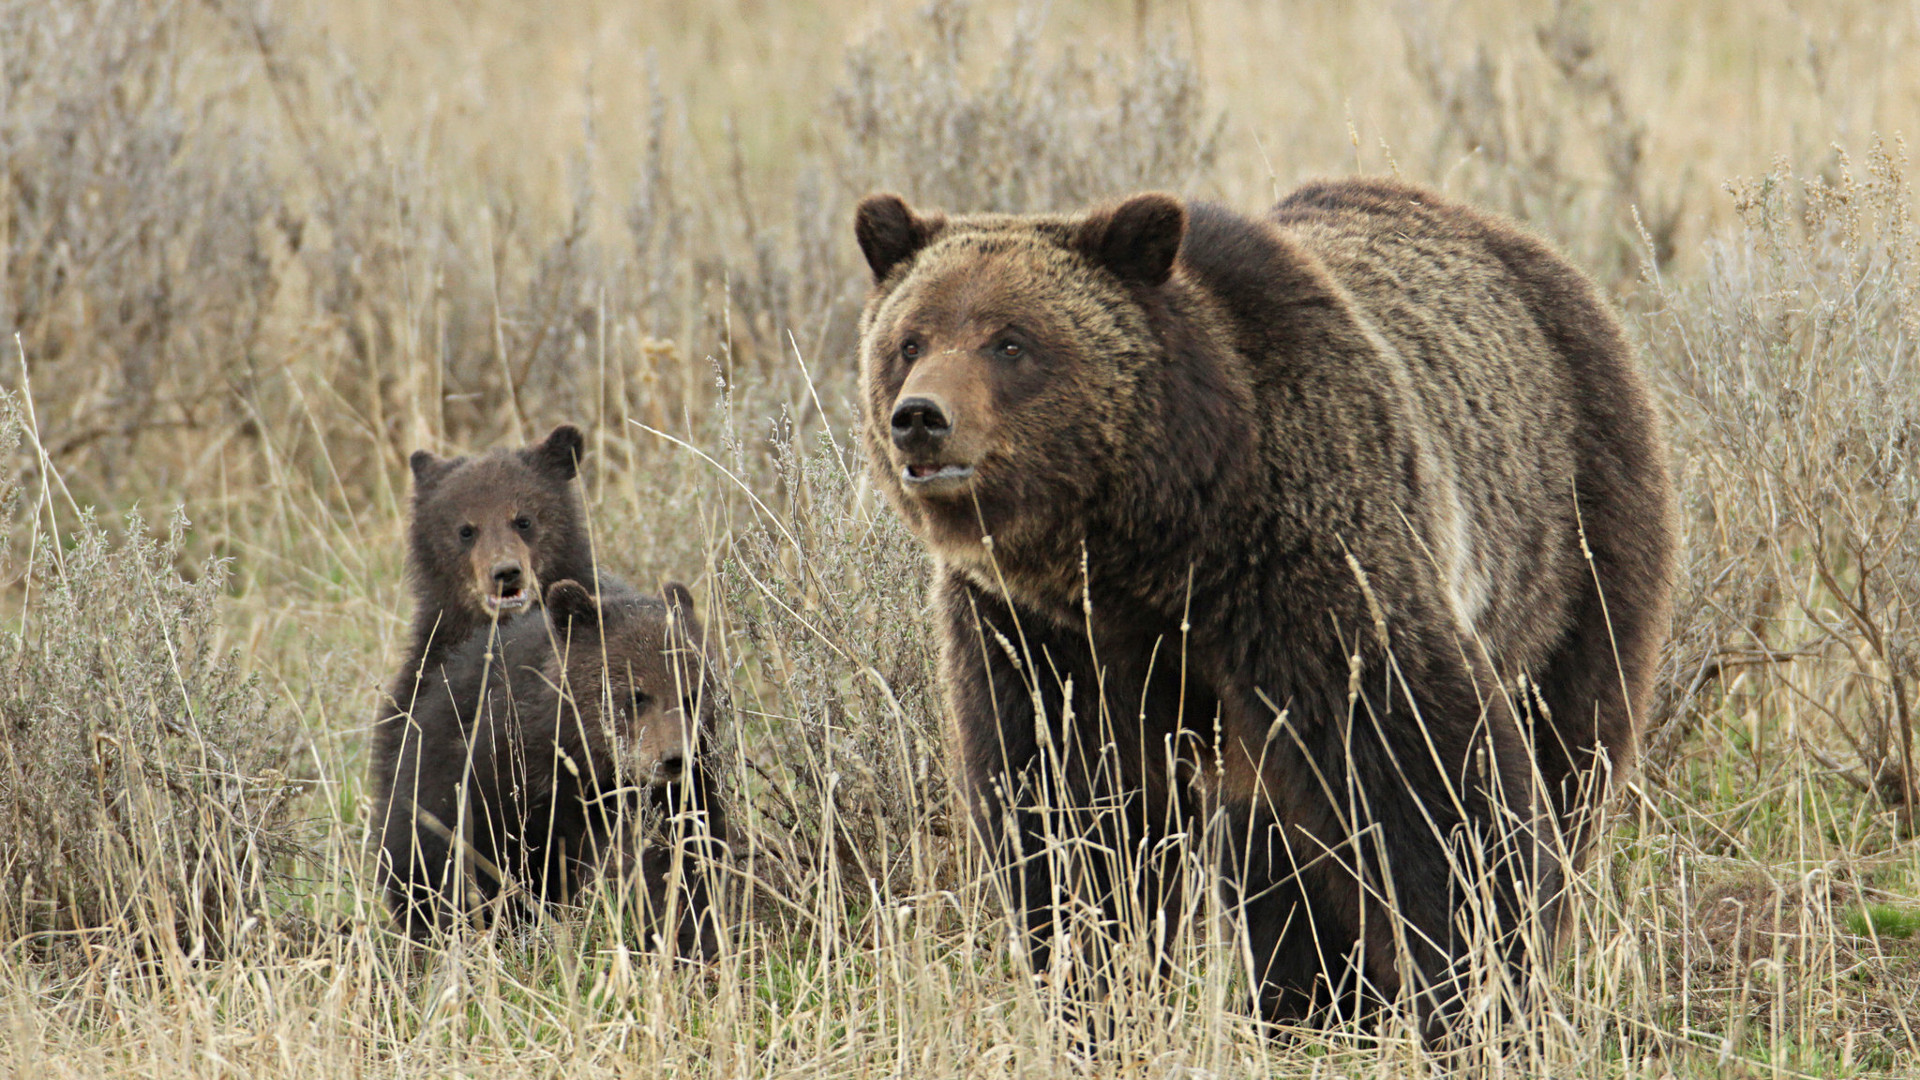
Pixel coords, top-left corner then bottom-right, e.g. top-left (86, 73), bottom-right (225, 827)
top-left (0, 0), bottom-right (291, 493)
top-left (0, 395), bottom-right (302, 949)
top-left (834, 0), bottom-right (1222, 213)
top-left (1399, 0), bottom-right (1684, 279)
top-left (1649, 139), bottom-right (1920, 827)
top-left (712, 417), bottom-right (948, 903)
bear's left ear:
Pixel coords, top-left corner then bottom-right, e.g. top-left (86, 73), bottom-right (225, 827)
top-left (855, 194), bottom-right (944, 283)
top-left (545, 579), bottom-right (599, 627)
top-left (526, 424), bottom-right (586, 481)
top-left (409, 449), bottom-right (453, 494)
top-left (1075, 192), bottom-right (1185, 288)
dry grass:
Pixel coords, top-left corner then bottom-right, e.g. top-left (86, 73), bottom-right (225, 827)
top-left (2, 0), bottom-right (1918, 1075)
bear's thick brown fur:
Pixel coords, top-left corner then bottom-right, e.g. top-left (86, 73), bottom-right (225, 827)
top-left (374, 578), bottom-right (728, 953)
top-left (853, 177), bottom-right (1674, 1031)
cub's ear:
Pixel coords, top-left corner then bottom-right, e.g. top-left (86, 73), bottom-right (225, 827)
top-left (661, 581), bottom-right (706, 646)
top-left (409, 449), bottom-right (452, 493)
top-left (545, 579), bottom-right (599, 627)
top-left (527, 424), bottom-right (586, 481)
top-left (855, 193), bottom-right (944, 283)
top-left (1076, 192), bottom-right (1185, 287)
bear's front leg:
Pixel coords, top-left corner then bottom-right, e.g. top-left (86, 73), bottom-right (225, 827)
top-left (941, 571), bottom-right (1169, 994)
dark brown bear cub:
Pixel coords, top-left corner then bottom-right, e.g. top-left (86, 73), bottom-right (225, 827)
top-left (370, 425), bottom-right (598, 834)
top-left (375, 578), bottom-right (728, 955)
top-left (853, 178), bottom-right (1674, 1034)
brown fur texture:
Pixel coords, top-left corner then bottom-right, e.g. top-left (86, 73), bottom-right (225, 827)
top-left (853, 177), bottom-right (1674, 1033)
top-left (373, 578), bottom-right (728, 955)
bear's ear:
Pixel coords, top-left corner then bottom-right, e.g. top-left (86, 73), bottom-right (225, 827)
top-left (661, 581), bottom-right (706, 646)
top-left (1075, 192), bottom-right (1186, 288)
top-left (527, 424), bottom-right (586, 481)
top-left (855, 193), bottom-right (943, 283)
top-left (409, 449), bottom-right (452, 493)
top-left (545, 579), bottom-right (599, 627)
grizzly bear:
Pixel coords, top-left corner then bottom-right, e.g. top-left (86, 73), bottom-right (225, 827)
top-left (852, 177), bottom-right (1674, 1033)
top-left (370, 425), bottom-right (598, 823)
top-left (374, 577), bottom-right (728, 955)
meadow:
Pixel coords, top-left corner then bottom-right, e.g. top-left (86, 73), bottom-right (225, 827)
top-left (1, 0), bottom-right (1917, 1075)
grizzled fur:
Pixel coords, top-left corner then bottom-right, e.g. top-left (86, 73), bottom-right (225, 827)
top-left (370, 425), bottom-right (597, 823)
top-left (853, 177), bottom-right (1674, 1032)
top-left (374, 578), bottom-right (728, 954)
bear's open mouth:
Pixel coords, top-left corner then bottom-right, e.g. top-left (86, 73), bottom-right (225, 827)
top-left (901, 463), bottom-right (975, 490)
top-left (484, 588), bottom-right (529, 613)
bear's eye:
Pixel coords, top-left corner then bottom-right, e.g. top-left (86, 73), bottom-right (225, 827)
top-left (630, 690), bottom-right (654, 714)
top-left (900, 338), bottom-right (922, 361)
top-left (512, 515), bottom-right (532, 533)
top-left (457, 524), bottom-right (476, 543)
top-left (995, 340), bottom-right (1023, 359)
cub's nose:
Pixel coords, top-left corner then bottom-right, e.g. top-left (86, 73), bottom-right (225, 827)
top-left (492, 562), bottom-right (524, 593)
top-left (653, 748), bottom-right (686, 784)
top-left (890, 395), bottom-right (952, 453)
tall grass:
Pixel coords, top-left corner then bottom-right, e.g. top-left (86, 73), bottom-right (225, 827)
top-left (2, 0), bottom-right (1918, 1076)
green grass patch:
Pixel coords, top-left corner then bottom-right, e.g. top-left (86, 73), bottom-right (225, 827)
top-left (1846, 903), bottom-right (1920, 940)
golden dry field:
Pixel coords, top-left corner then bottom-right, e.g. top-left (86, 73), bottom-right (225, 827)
top-left (2, 0), bottom-right (1918, 1075)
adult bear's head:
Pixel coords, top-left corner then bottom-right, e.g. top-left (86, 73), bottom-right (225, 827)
top-left (852, 192), bottom-right (1194, 601)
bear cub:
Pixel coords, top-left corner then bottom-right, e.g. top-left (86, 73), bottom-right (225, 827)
top-left (375, 578), bottom-right (728, 955)
top-left (371, 425), bottom-right (600, 837)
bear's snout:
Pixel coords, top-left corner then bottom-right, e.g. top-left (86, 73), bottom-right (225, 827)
top-left (476, 546), bottom-right (535, 614)
top-left (890, 395), bottom-right (952, 452)
top-left (629, 704), bottom-right (695, 786)
top-left (891, 393), bottom-right (981, 495)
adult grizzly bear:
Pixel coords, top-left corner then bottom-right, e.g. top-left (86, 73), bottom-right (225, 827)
top-left (852, 177), bottom-right (1673, 1032)
top-left (375, 578), bottom-right (728, 955)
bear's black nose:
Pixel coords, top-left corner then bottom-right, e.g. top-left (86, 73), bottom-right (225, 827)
top-left (654, 748), bottom-right (686, 783)
top-left (891, 395), bottom-right (952, 452)
top-left (492, 562), bottom-right (524, 592)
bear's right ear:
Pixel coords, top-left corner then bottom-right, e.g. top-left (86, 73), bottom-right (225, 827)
top-left (409, 449), bottom-right (452, 493)
top-left (1075, 192), bottom-right (1186, 288)
top-left (527, 424), bottom-right (586, 481)
top-left (855, 194), bottom-right (943, 283)
top-left (545, 579), bottom-right (599, 627)
top-left (661, 580), bottom-right (705, 643)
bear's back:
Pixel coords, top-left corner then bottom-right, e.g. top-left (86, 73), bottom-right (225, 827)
top-left (1190, 181), bottom-right (1592, 671)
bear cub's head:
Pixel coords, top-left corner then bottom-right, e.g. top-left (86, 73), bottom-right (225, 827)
top-left (408, 424), bottom-right (590, 626)
top-left (852, 192), bottom-right (1188, 574)
top-left (542, 579), bottom-right (718, 789)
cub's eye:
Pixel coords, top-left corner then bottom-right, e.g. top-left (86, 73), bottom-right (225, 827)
top-left (457, 524), bottom-right (476, 543)
top-left (900, 338), bottom-right (922, 361)
top-left (995, 340), bottom-right (1023, 359)
top-left (512, 515), bottom-right (532, 533)
top-left (630, 691), bottom-right (655, 714)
